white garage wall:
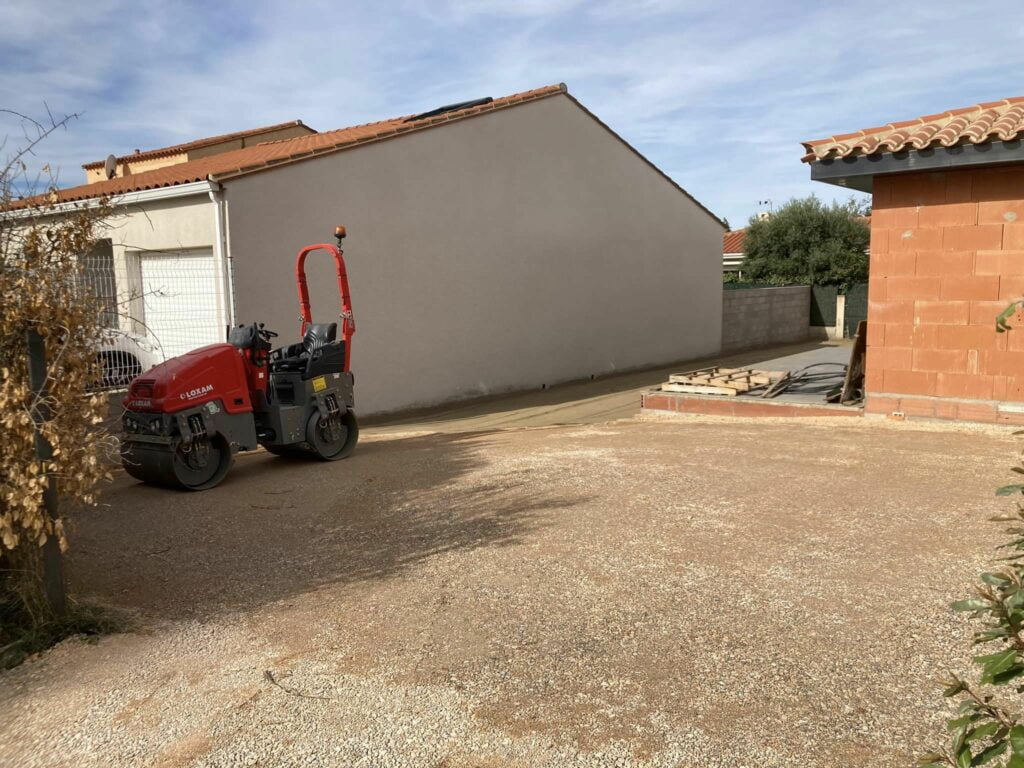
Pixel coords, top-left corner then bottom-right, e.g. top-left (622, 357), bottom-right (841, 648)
top-left (224, 93), bottom-right (724, 416)
top-left (98, 194), bottom-right (223, 358)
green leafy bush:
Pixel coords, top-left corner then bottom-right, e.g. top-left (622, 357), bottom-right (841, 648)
top-left (741, 196), bottom-right (869, 289)
top-left (919, 498), bottom-right (1024, 767)
top-left (918, 302), bottom-right (1024, 766)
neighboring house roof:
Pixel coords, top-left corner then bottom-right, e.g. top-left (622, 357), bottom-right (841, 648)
top-left (32, 83), bottom-right (723, 226)
top-left (801, 96), bottom-right (1024, 163)
top-left (81, 120), bottom-right (313, 169)
top-left (722, 229), bottom-right (746, 272)
top-left (43, 86), bottom-right (563, 205)
top-left (723, 229), bottom-right (746, 254)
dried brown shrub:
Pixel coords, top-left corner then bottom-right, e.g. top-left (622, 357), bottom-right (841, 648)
top-left (0, 111), bottom-right (117, 645)
top-left (1, 207), bottom-right (114, 551)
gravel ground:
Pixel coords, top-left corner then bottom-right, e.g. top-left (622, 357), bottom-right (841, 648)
top-left (0, 415), bottom-right (1016, 767)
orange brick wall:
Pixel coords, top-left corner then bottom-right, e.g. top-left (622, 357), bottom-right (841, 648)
top-left (865, 166), bottom-right (1024, 424)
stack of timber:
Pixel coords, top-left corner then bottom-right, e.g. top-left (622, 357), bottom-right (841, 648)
top-left (658, 367), bottom-right (785, 397)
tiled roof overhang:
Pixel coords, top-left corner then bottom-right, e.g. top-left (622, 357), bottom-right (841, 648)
top-left (801, 97), bottom-right (1024, 192)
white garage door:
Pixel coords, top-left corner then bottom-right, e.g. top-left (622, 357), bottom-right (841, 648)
top-left (139, 250), bottom-right (223, 359)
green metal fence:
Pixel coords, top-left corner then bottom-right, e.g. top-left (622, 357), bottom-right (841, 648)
top-left (844, 282), bottom-right (869, 338)
top-left (810, 285), bottom-right (838, 327)
top-left (723, 281), bottom-right (785, 290)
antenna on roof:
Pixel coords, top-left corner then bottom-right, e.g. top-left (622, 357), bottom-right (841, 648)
top-left (103, 154), bottom-right (117, 180)
top-left (404, 97), bottom-right (493, 123)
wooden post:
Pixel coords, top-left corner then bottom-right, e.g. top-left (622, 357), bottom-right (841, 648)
top-left (25, 328), bottom-right (67, 618)
top-left (834, 293), bottom-right (846, 341)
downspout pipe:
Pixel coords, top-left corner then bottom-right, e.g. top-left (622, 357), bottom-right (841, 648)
top-left (208, 182), bottom-right (236, 330)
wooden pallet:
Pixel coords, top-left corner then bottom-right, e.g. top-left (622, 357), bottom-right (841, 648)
top-left (660, 367), bottom-right (785, 397)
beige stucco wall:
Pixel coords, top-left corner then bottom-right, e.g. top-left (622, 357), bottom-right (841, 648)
top-left (85, 153), bottom-right (189, 184)
top-left (101, 194), bottom-right (214, 252)
top-left (187, 124), bottom-right (312, 161)
top-left (224, 94), bottom-right (723, 415)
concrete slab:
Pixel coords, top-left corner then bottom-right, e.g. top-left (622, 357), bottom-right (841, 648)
top-left (641, 340), bottom-right (862, 416)
top-left (366, 340), bottom-right (849, 435)
top-left (741, 341), bottom-right (854, 404)
top-left (642, 390), bottom-right (863, 418)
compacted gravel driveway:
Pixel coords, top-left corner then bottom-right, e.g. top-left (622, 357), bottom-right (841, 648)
top-left (0, 414), bottom-right (1015, 767)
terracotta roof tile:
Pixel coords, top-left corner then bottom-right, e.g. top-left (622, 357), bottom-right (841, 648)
top-left (46, 85), bottom-right (566, 204)
top-left (723, 229), bottom-right (746, 254)
top-left (801, 96), bottom-right (1024, 163)
top-left (81, 120), bottom-right (312, 169)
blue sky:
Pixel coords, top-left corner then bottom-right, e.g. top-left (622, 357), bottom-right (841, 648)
top-left (3, 0), bottom-right (1023, 228)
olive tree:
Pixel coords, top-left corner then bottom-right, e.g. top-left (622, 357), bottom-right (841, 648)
top-left (741, 196), bottom-right (869, 288)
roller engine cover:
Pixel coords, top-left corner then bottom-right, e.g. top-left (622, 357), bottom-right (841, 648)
top-left (121, 343), bottom-right (260, 490)
top-left (123, 343), bottom-right (253, 414)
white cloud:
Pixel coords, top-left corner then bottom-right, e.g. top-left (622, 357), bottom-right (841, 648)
top-left (2, 0), bottom-right (1022, 224)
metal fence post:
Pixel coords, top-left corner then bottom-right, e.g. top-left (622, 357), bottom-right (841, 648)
top-left (25, 327), bottom-right (67, 618)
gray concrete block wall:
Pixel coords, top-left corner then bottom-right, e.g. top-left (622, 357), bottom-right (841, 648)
top-left (721, 286), bottom-right (810, 353)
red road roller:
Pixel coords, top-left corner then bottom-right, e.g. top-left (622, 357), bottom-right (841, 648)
top-left (121, 227), bottom-right (358, 490)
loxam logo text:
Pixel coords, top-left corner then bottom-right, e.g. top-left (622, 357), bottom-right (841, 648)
top-left (180, 384), bottom-right (214, 401)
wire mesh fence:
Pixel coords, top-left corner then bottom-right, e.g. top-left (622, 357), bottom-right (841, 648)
top-left (83, 239), bottom-right (229, 390)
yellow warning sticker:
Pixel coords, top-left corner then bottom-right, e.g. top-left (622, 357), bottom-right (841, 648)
top-left (312, 376), bottom-right (327, 392)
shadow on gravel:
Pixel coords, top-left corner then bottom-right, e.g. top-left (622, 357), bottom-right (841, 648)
top-left (65, 430), bottom-right (576, 621)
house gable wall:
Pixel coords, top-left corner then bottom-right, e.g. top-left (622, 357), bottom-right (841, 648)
top-left (224, 93), bottom-right (723, 415)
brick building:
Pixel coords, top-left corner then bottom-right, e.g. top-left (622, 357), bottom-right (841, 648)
top-left (802, 97), bottom-right (1024, 424)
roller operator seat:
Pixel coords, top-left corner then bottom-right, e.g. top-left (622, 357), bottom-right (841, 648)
top-left (270, 323), bottom-right (338, 374)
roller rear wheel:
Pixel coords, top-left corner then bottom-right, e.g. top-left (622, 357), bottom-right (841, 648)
top-left (306, 409), bottom-right (358, 461)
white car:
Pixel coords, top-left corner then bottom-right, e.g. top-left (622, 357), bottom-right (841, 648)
top-left (96, 329), bottom-right (163, 387)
